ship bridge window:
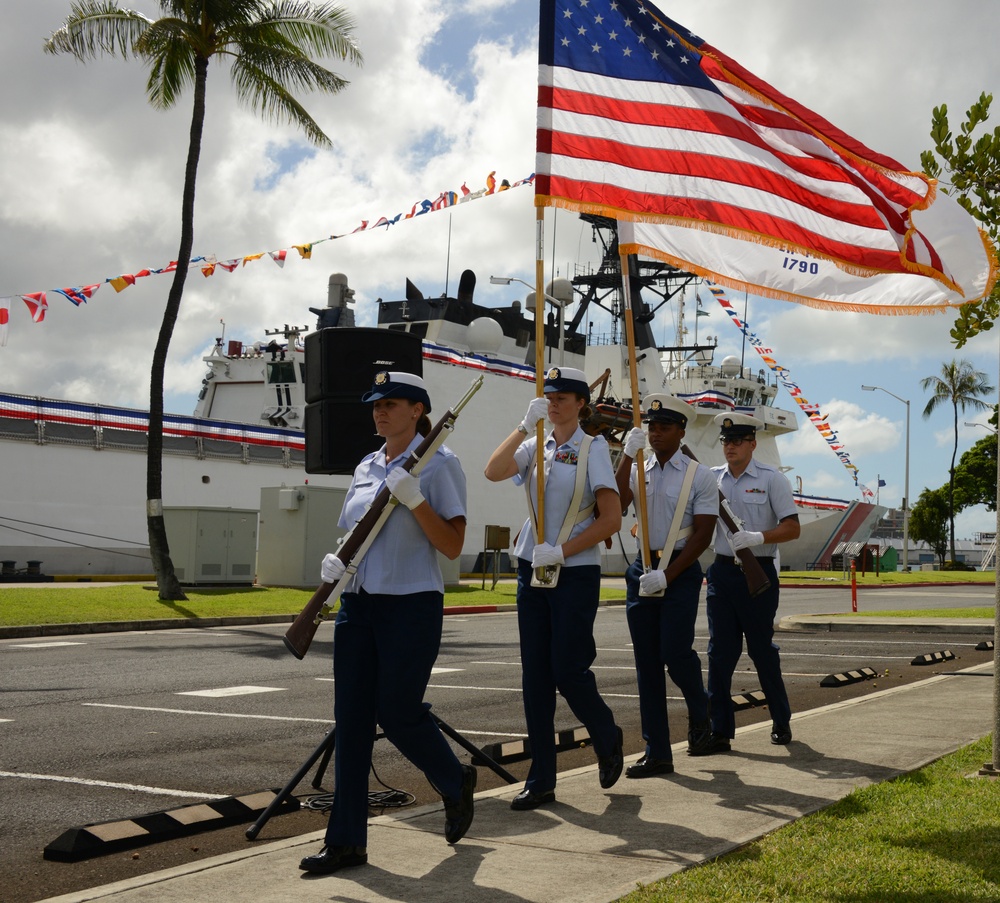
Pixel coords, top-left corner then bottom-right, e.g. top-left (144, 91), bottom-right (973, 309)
top-left (267, 361), bottom-right (296, 384)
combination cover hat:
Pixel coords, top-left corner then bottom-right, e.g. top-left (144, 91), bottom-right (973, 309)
top-left (361, 371), bottom-right (432, 413)
top-left (542, 366), bottom-right (590, 402)
top-left (714, 411), bottom-right (763, 438)
top-left (641, 393), bottom-right (691, 427)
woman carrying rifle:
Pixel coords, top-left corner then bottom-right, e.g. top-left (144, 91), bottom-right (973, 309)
top-left (299, 371), bottom-right (476, 875)
top-left (485, 366), bottom-right (623, 810)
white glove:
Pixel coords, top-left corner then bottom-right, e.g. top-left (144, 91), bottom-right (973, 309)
top-left (321, 553), bottom-right (347, 585)
top-left (623, 427), bottom-right (646, 458)
top-left (639, 569), bottom-right (667, 595)
top-left (731, 530), bottom-right (765, 551)
top-left (386, 467), bottom-right (425, 510)
top-left (520, 396), bottom-right (549, 433)
top-left (531, 542), bottom-right (565, 568)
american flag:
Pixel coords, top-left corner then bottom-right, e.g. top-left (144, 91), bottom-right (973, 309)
top-left (536, 0), bottom-right (994, 310)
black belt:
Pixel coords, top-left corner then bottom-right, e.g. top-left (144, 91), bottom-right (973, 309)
top-left (714, 554), bottom-right (773, 564)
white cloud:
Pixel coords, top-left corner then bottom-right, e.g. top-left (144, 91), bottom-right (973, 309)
top-left (4, 0), bottom-right (998, 535)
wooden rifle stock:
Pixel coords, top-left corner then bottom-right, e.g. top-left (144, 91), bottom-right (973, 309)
top-left (283, 376), bottom-right (483, 659)
top-left (680, 444), bottom-right (771, 598)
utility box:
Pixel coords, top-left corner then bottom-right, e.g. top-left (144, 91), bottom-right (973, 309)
top-left (163, 507), bottom-right (258, 585)
top-left (256, 484), bottom-right (463, 588)
top-left (257, 485), bottom-right (348, 587)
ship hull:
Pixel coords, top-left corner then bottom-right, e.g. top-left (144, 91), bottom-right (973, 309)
top-left (0, 355), bottom-right (881, 579)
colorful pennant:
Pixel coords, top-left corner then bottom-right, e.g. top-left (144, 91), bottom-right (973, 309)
top-left (1, 171), bottom-right (534, 342)
top-left (709, 284), bottom-right (871, 499)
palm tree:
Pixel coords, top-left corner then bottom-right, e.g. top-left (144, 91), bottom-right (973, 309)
top-left (44, 1), bottom-right (362, 600)
top-left (920, 358), bottom-right (994, 563)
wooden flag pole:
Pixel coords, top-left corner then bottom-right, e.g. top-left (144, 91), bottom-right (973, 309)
top-left (534, 207), bottom-right (548, 583)
top-left (618, 241), bottom-right (652, 572)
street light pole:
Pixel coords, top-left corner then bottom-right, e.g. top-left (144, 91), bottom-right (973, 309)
top-left (862, 385), bottom-right (910, 572)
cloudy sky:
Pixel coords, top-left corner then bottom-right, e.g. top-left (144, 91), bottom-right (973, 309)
top-left (2, 0), bottom-right (998, 539)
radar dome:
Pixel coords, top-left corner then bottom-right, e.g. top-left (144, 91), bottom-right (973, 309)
top-left (468, 317), bottom-right (503, 354)
top-left (720, 355), bottom-right (742, 376)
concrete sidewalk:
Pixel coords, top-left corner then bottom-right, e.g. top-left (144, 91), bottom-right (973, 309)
top-left (39, 659), bottom-right (995, 903)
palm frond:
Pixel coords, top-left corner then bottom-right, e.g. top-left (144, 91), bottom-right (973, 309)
top-left (229, 57), bottom-right (332, 146)
top-left (249, 1), bottom-right (363, 64)
top-left (44, 0), bottom-right (152, 60)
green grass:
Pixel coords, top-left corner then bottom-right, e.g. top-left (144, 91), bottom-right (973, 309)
top-left (782, 569), bottom-right (996, 586)
top-left (833, 607), bottom-right (994, 619)
top-left (618, 735), bottom-right (1000, 903)
top-left (0, 582), bottom-right (625, 627)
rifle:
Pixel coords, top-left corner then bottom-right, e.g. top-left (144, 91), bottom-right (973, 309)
top-left (680, 444), bottom-right (771, 598)
top-left (283, 376), bottom-right (484, 659)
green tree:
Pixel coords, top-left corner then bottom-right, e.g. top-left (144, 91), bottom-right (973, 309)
top-left (908, 487), bottom-right (950, 568)
top-left (920, 92), bottom-right (1000, 350)
top-left (953, 426), bottom-right (998, 513)
top-left (920, 359), bottom-right (994, 563)
top-left (44, 0), bottom-right (363, 600)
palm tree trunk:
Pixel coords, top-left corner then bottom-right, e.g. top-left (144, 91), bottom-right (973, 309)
top-left (949, 407), bottom-right (958, 563)
top-left (147, 55), bottom-right (209, 601)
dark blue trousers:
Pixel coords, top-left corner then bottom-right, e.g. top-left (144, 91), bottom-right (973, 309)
top-left (516, 559), bottom-right (618, 793)
top-left (326, 589), bottom-right (462, 847)
top-left (705, 556), bottom-right (791, 738)
top-left (625, 554), bottom-right (709, 759)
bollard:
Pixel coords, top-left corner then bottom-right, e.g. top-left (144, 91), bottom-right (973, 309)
top-left (850, 558), bottom-right (857, 612)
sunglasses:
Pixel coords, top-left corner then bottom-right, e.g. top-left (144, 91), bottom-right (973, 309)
top-left (719, 436), bottom-right (750, 446)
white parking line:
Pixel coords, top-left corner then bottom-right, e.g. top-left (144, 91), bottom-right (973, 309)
top-left (0, 770), bottom-right (228, 799)
top-left (8, 641), bottom-right (87, 648)
top-left (427, 684), bottom-right (522, 693)
top-left (83, 703), bottom-right (328, 723)
top-left (178, 686), bottom-right (286, 697)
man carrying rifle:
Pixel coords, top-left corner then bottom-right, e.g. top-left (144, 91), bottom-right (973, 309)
top-left (616, 394), bottom-right (717, 773)
top-left (693, 412), bottom-right (800, 756)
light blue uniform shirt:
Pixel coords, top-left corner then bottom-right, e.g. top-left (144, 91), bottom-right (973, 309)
top-left (712, 459), bottom-right (798, 558)
top-left (511, 426), bottom-right (617, 568)
top-left (629, 448), bottom-right (718, 553)
top-left (339, 433), bottom-right (466, 595)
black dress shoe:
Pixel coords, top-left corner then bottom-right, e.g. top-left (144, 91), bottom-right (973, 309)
top-left (625, 754), bottom-right (675, 778)
top-left (444, 764), bottom-right (477, 843)
top-left (687, 731), bottom-right (731, 756)
top-left (510, 787), bottom-right (556, 810)
top-left (687, 719), bottom-right (712, 755)
top-left (598, 725), bottom-right (624, 789)
top-left (770, 724), bottom-right (792, 745)
top-left (299, 845), bottom-right (368, 874)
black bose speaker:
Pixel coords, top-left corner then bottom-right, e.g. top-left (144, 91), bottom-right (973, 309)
top-left (305, 400), bottom-right (384, 474)
top-left (304, 327), bottom-right (422, 403)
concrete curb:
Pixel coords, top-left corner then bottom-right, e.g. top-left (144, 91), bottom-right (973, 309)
top-left (780, 613), bottom-right (994, 634)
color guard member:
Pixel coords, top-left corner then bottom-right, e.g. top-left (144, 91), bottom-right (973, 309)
top-left (693, 412), bottom-right (800, 756)
top-left (485, 366), bottom-right (623, 809)
top-left (300, 372), bottom-right (475, 875)
top-left (615, 394), bottom-right (717, 775)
